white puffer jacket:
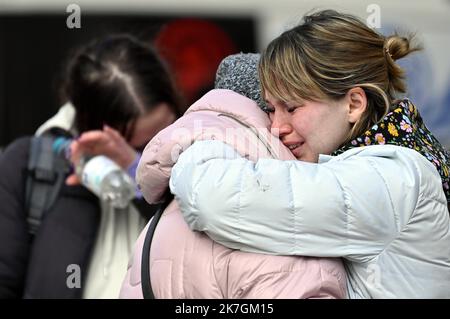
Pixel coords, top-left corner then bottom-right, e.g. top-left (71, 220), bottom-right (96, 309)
top-left (170, 140), bottom-right (450, 298)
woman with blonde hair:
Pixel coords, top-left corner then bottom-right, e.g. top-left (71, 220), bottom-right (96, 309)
top-left (169, 10), bottom-right (450, 298)
top-left (120, 53), bottom-right (347, 299)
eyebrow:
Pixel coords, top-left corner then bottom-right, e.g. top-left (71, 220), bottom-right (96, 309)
top-left (285, 100), bottom-right (303, 108)
top-left (265, 98), bottom-right (291, 108)
top-left (264, 98), bottom-right (283, 105)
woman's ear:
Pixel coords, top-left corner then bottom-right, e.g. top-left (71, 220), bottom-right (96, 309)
top-left (346, 87), bottom-right (367, 124)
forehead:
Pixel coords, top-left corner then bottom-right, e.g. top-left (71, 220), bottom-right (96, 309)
top-left (264, 92), bottom-right (283, 103)
top-left (264, 92), bottom-right (299, 106)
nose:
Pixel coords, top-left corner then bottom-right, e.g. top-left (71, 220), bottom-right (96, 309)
top-left (270, 111), bottom-right (292, 139)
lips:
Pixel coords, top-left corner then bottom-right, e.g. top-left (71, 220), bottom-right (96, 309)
top-left (287, 143), bottom-right (302, 150)
top-left (283, 141), bottom-right (304, 155)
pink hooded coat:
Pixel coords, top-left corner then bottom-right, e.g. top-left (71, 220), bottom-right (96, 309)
top-left (119, 89), bottom-right (347, 298)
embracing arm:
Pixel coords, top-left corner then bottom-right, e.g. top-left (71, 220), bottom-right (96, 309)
top-left (170, 141), bottom-right (423, 261)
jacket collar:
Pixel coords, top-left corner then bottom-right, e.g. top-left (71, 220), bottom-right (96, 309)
top-left (334, 99), bottom-right (450, 203)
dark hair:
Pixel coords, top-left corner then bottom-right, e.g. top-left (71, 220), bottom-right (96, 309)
top-left (61, 34), bottom-right (183, 139)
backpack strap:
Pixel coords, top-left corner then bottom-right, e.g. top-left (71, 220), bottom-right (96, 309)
top-left (25, 136), bottom-right (71, 235)
top-left (141, 191), bottom-right (173, 299)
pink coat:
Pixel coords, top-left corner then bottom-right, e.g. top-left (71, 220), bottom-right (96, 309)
top-left (119, 89), bottom-right (347, 298)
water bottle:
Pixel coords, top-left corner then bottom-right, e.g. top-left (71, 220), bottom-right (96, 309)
top-left (52, 137), bottom-right (136, 208)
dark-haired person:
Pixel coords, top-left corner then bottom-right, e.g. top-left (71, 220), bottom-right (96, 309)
top-left (169, 10), bottom-right (450, 298)
top-left (0, 34), bottom-right (183, 298)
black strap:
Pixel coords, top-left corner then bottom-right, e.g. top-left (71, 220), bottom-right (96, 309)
top-left (25, 136), bottom-right (71, 235)
top-left (141, 192), bottom-right (172, 299)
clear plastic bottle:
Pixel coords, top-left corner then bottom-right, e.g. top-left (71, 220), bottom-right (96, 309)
top-left (53, 137), bottom-right (136, 208)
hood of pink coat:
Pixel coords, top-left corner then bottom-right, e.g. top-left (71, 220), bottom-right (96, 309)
top-left (136, 89), bottom-right (295, 205)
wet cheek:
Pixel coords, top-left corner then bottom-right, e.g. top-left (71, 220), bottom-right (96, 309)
top-left (293, 119), bottom-right (309, 136)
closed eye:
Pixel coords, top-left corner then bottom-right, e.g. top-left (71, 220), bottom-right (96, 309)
top-left (264, 100), bottom-right (275, 113)
top-left (286, 103), bottom-right (304, 113)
